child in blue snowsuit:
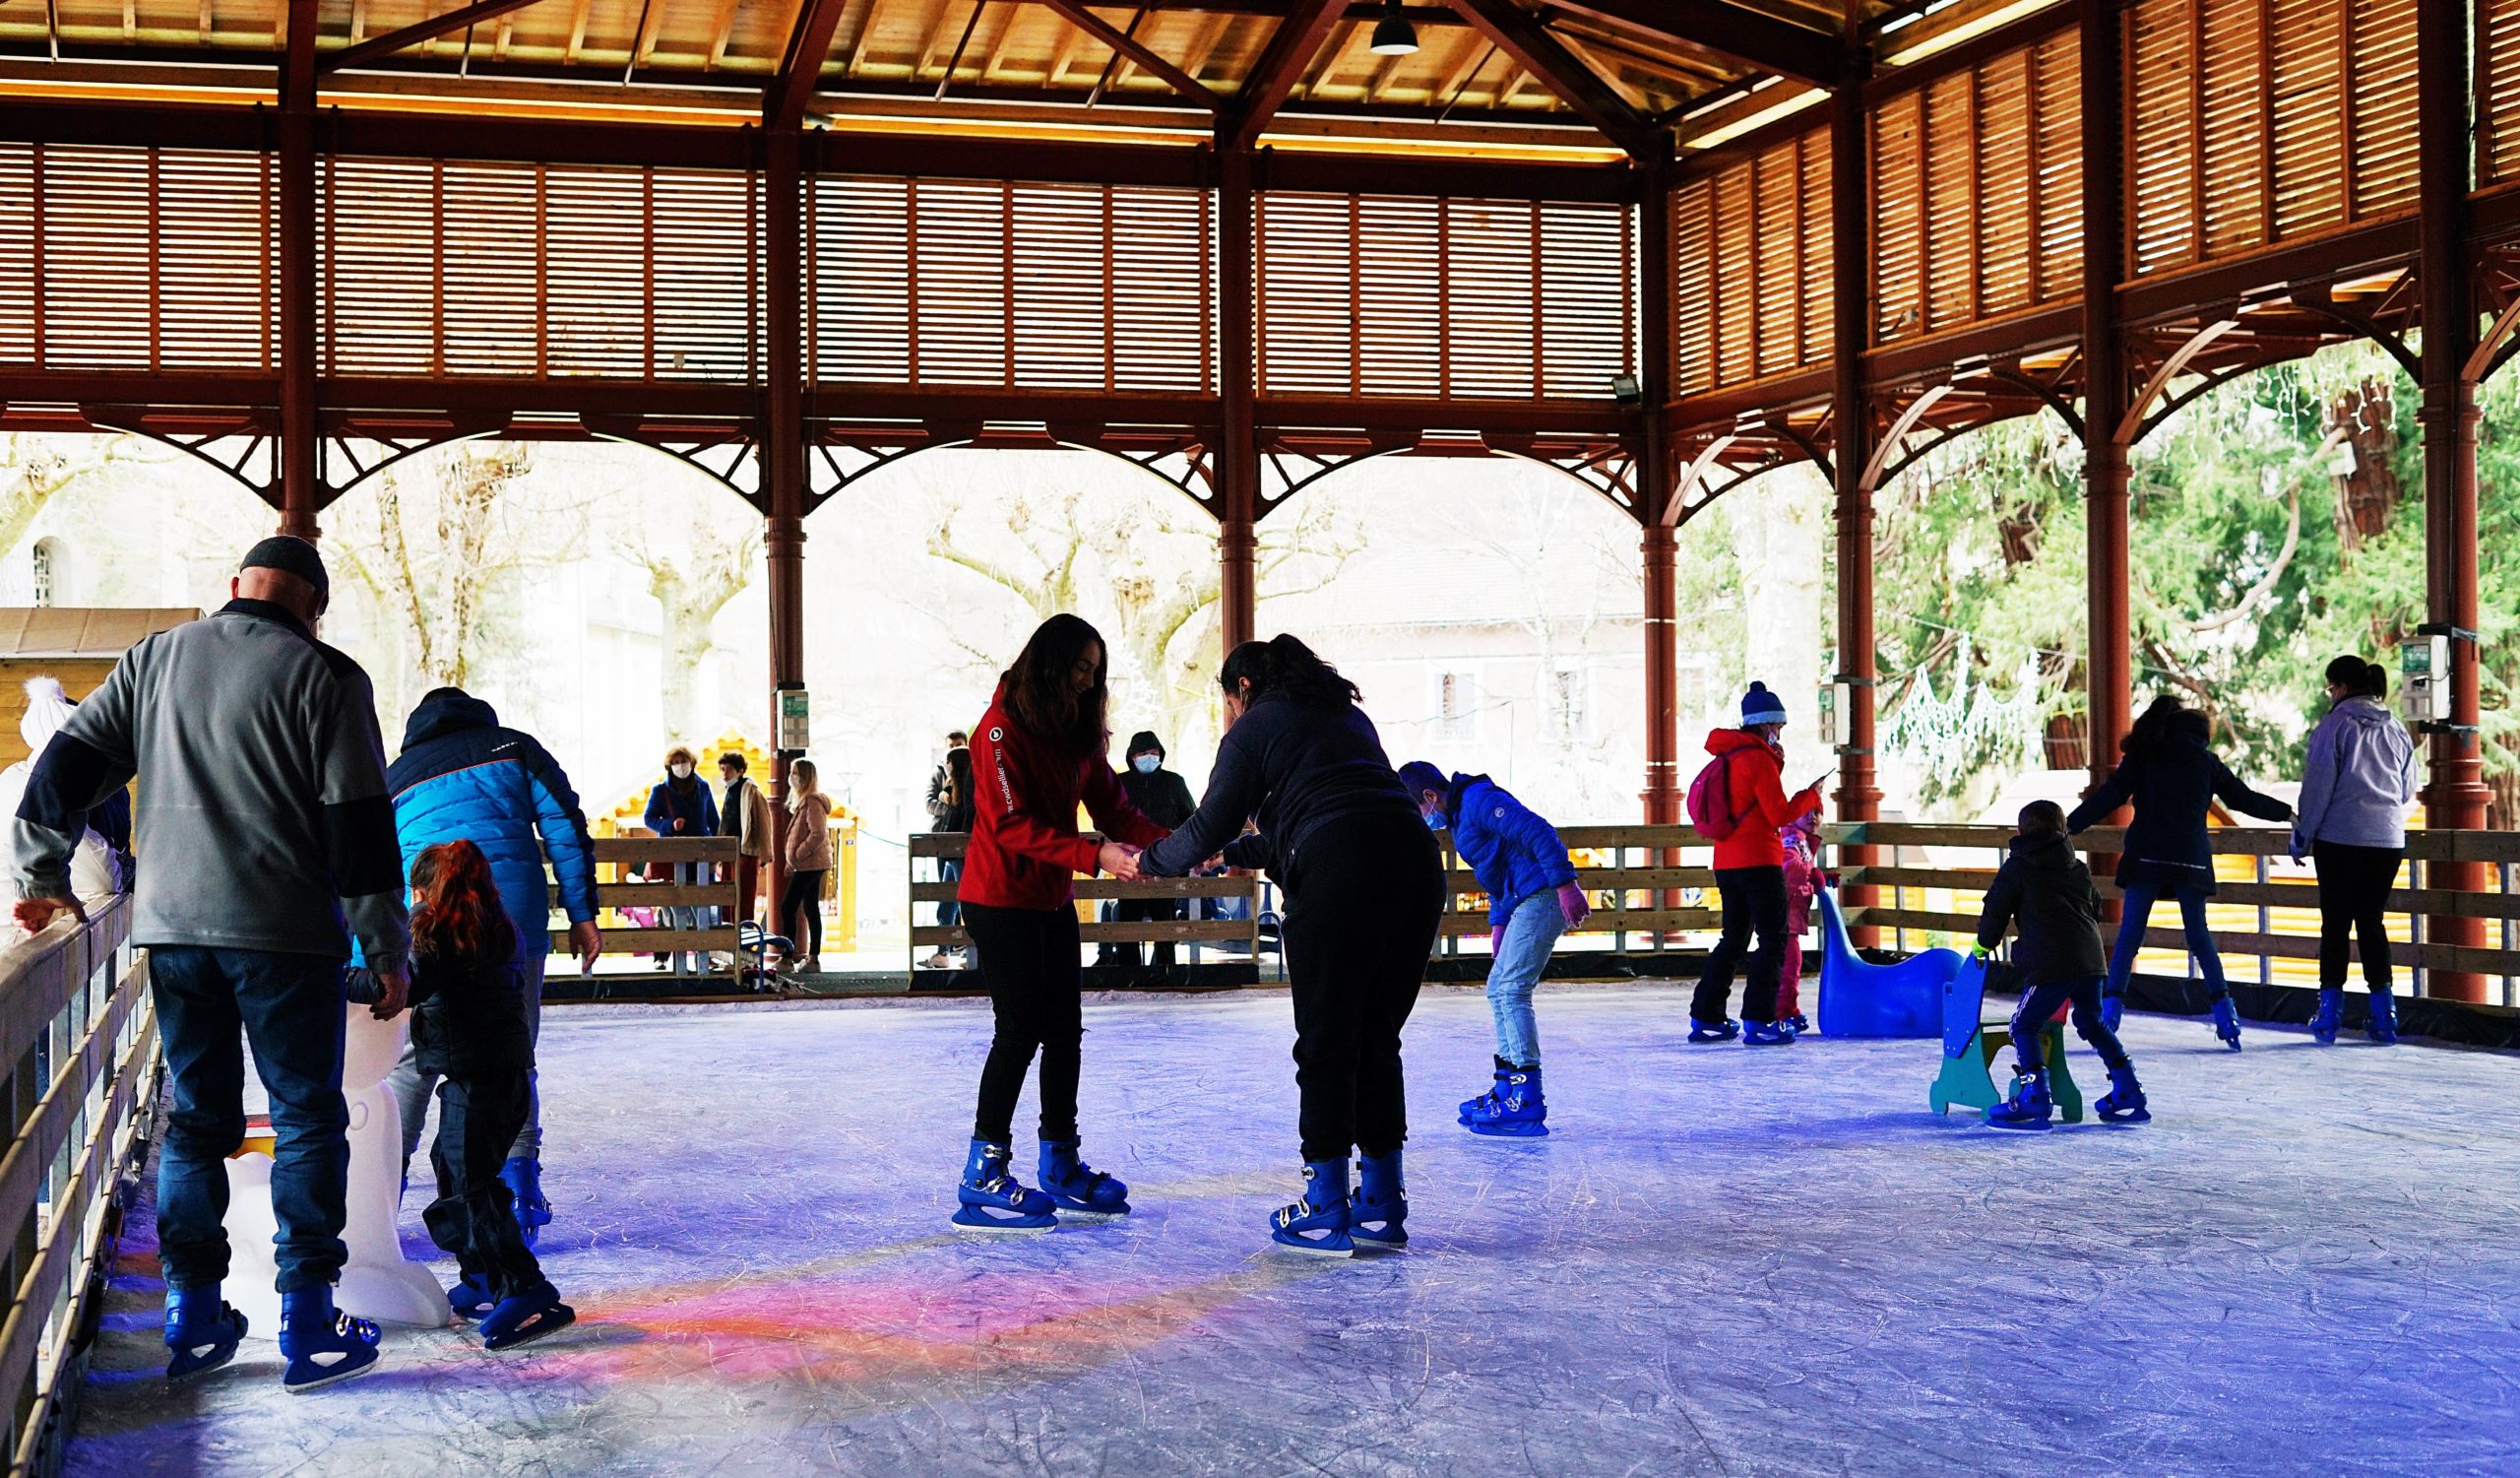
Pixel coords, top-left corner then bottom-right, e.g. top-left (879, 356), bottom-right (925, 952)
top-left (1399, 762), bottom-right (1589, 1136)
top-left (1975, 801), bottom-right (2150, 1129)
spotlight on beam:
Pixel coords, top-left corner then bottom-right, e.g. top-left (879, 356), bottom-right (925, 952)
top-left (1369, 0), bottom-right (1418, 56)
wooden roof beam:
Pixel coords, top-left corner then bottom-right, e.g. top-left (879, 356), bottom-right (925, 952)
top-left (1443, 0), bottom-right (1658, 159)
top-left (321, 0), bottom-right (552, 72)
top-left (1037, 0), bottom-right (1227, 109)
top-left (1224, 0), bottom-right (1343, 147)
top-left (767, 0), bottom-right (855, 128)
top-left (1543, 0), bottom-right (1842, 87)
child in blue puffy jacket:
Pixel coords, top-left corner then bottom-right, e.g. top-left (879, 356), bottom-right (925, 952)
top-left (1400, 762), bottom-right (1590, 1137)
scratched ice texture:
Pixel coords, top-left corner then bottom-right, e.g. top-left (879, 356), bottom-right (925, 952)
top-left (61, 986), bottom-right (2520, 1477)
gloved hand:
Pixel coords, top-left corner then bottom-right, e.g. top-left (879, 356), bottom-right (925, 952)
top-left (1556, 881), bottom-right (1592, 929)
top-left (1968, 942), bottom-right (1991, 962)
top-left (2100, 992), bottom-right (2124, 1033)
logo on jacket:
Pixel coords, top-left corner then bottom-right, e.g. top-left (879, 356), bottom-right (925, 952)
top-left (988, 727), bottom-right (1004, 742)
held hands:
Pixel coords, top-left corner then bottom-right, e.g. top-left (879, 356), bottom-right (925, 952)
top-left (1098, 841), bottom-right (1145, 881)
top-left (368, 965), bottom-right (410, 1020)
top-left (1556, 881), bottom-right (1592, 929)
top-left (569, 920), bottom-right (603, 976)
top-left (13, 895), bottom-right (87, 935)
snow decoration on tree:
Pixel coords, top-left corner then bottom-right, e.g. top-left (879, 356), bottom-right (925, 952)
top-left (1882, 638), bottom-right (2046, 792)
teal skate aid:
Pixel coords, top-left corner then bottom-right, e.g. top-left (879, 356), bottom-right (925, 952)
top-left (1930, 953), bottom-right (2081, 1124)
top-left (1270, 1160), bottom-right (1354, 1257)
top-left (952, 1138), bottom-right (1057, 1233)
top-left (1351, 1151), bottom-right (1408, 1250)
top-left (163, 1284), bottom-right (247, 1381)
top-left (278, 1288), bottom-right (381, 1393)
top-left (1038, 1137), bottom-right (1131, 1217)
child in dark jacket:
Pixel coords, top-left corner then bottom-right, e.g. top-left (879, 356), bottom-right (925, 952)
top-left (352, 840), bottom-right (574, 1347)
top-left (1975, 802), bottom-right (2150, 1130)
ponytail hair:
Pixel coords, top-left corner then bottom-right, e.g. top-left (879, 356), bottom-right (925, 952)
top-left (408, 839), bottom-right (516, 970)
top-left (1219, 633), bottom-right (1361, 709)
top-left (2361, 660), bottom-right (2389, 699)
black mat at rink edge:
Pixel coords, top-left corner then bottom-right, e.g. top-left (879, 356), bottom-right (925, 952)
top-left (2114, 970), bottom-right (2520, 1052)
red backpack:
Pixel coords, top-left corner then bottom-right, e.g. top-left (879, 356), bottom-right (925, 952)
top-left (1685, 750), bottom-right (1742, 841)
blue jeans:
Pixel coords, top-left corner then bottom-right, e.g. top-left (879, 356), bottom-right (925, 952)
top-left (150, 946), bottom-right (351, 1295)
top-left (1487, 891), bottom-right (1566, 1066)
top-left (2107, 882), bottom-right (2227, 1001)
top-left (938, 858), bottom-right (963, 931)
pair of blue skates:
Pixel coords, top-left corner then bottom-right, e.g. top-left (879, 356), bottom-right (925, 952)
top-left (1984, 1062), bottom-right (2152, 1129)
top-left (163, 1287), bottom-right (381, 1393)
top-left (951, 1138), bottom-right (1410, 1258)
top-left (1688, 1015), bottom-right (1806, 1047)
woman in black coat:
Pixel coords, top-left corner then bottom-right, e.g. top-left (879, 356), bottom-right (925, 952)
top-left (2066, 696), bottom-right (2293, 1051)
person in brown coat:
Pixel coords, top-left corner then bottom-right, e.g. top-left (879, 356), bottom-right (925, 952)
top-left (718, 751), bottom-right (771, 924)
top-left (780, 759), bottom-right (835, 972)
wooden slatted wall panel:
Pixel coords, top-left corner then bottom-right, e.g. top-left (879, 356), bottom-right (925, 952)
top-left (806, 177), bottom-right (1212, 393)
top-left (1872, 32), bottom-right (2079, 346)
top-left (2484, 0), bottom-right (2520, 182)
top-left (1257, 192), bottom-right (1634, 400)
top-left (1670, 129), bottom-right (1826, 396)
top-left (0, 143), bottom-right (274, 373)
top-left (2129, 0), bottom-right (2420, 277)
top-left (324, 159), bottom-right (757, 381)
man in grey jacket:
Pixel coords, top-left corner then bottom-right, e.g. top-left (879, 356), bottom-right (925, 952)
top-left (12, 537), bottom-right (410, 1392)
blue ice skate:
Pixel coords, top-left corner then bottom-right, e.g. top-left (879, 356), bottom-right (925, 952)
top-left (479, 1280), bottom-right (577, 1351)
top-left (501, 1156), bottom-right (551, 1250)
top-left (163, 1284), bottom-right (247, 1381)
top-left (1984, 1068), bottom-right (2053, 1129)
top-left (2309, 988), bottom-right (2344, 1045)
top-left (1463, 1065), bottom-right (1546, 1136)
top-left (2095, 1063), bottom-right (2151, 1124)
top-left (2099, 990), bottom-right (2125, 1033)
top-left (1458, 1057), bottom-right (1512, 1125)
top-left (1270, 1160), bottom-right (1354, 1257)
top-left (2367, 989), bottom-right (2398, 1045)
top-left (1785, 1013), bottom-right (1812, 1036)
top-left (1688, 1017), bottom-right (1740, 1044)
top-left (951, 1138), bottom-right (1057, 1233)
top-left (1741, 1018), bottom-right (1795, 1047)
top-left (1351, 1150), bottom-right (1407, 1251)
top-left (2212, 996), bottom-right (2243, 1052)
top-left (448, 1272), bottom-right (497, 1320)
top-left (1038, 1137), bottom-right (1131, 1217)
top-left (278, 1289), bottom-right (380, 1393)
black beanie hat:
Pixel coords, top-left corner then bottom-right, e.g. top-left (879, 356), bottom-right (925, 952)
top-left (1126, 731), bottom-right (1163, 759)
top-left (239, 536), bottom-right (330, 602)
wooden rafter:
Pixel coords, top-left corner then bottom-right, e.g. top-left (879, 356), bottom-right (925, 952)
top-left (1037, 0), bottom-right (1227, 109)
top-left (1442, 0), bottom-right (1656, 157)
top-left (565, 0), bottom-right (595, 61)
top-left (769, 0), bottom-right (857, 127)
top-left (1545, 0), bottom-right (1841, 86)
top-left (1226, 0), bottom-right (1342, 147)
top-left (322, 0), bottom-right (552, 72)
top-left (706, 0), bottom-right (744, 68)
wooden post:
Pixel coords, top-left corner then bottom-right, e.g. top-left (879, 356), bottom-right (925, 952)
top-left (2418, 0), bottom-right (2489, 999)
top-left (2081, 0), bottom-right (2132, 824)
top-left (1217, 143), bottom-right (1259, 654)
top-left (1638, 150), bottom-right (1680, 826)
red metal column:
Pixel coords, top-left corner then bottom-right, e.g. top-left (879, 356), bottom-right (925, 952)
top-left (1829, 70), bottom-right (1882, 942)
top-left (2081, 0), bottom-right (2132, 808)
top-left (1638, 153), bottom-right (1681, 826)
top-left (762, 126), bottom-right (808, 922)
top-left (278, 0), bottom-right (319, 540)
top-left (2418, 0), bottom-right (2488, 999)
top-left (1217, 144), bottom-right (1260, 653)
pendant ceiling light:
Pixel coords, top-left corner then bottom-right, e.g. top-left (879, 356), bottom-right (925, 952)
top-left (1369, 0), bottom-right (1419, 56)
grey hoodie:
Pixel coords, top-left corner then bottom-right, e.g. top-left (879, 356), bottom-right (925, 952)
top-left (2291, 696), bottom-right (2419, 855)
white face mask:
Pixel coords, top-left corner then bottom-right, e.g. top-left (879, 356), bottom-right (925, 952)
top-left (669, 763), bottom-right (694, 780)
top-left (1133, 755), bottom-right (1161, 774)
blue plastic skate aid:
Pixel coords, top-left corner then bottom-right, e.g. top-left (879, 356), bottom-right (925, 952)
top-left (1813, 887), bottom-right (1955, 1040)
top-left (1943, 952), bottom-right (1989, 1059)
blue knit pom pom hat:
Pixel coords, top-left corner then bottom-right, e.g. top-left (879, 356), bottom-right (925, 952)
top-left (1739, 682), bottom-right (1788, 728)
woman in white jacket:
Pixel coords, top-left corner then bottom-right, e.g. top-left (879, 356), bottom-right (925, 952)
top-left (0, 678), bottom-right (121, 902)
top-left (2290, 657), bottom-right (2421, 1045)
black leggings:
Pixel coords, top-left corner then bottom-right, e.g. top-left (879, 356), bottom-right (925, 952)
top-left (780, 869), bottom-right (826, 958)
top-left (1280, 812), bottom-right (1445, 1163)
top-left (2313, 841), bottom-right (2401, 993)
top-left (1692, 866), bottom-right (1789, 1025)
top-left (2008, 976), bottom-right (2132, 1077)
top-left (962, 901), bottom-right (1084, 1145)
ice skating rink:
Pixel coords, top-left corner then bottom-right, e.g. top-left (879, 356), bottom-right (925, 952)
top-left (63, 985), bottom-right (2520, 1477)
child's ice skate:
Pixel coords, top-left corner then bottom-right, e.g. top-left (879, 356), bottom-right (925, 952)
top-left (1269, 1160), bottom-right (1354, 1257)
top-left (1458, 1057), bottom-right (1512, 1125)
top-left (1463, 1065), bottom-right (1547, 1136)
top-left (951, 1138), bottom-right (1057, 1233)
top-left (1687, 1017), bottom-right (1740, 1044)
top-left (1038, 1137), bottom-right (1131, 1217)
top-left (1351, 1150), bottom-right (1407, 1250)
top-left (2367, 988), bottom-right (2399, 1045)
top-left (163, 1284), bottom-right (247, 1382)
top-left (2096, 1063), bottom-right (2151, 1124)
top-left (479, 1280), bottom-right (576, 1351)
top-left (1741, 1018), bottom-right (1795, 1047)
top-left (1984, 1067), bottom-right (2053, 1129)
top-left (448, 1272), bottom-right (497, 1320)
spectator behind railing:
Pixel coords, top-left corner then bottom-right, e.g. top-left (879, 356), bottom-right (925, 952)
top-left (9, 536), bottom-right (410, 1393)
top-left (780, 758), bottom-right (834, 973)
top-left (0, 677), bottom-right (120, 898)
top-left (2291, 657), bottom-right (2422, 1046)
top-left (2066, 694), bottom-right (2295, 1050)
top-left (921, 739), bottom-right (976, 971)
top-left (643, 746), bottom-right (720, 973)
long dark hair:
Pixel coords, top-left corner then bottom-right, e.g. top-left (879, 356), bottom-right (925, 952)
top-left (2330, 653), bottom-right (2388, 699)
top-left (1220, 633), bottom-right (1360, 708)
top-left (945, 745), bottom-right (974, 807)
top-left (1001, 613), bottom-right (1107, 753)
top-left (409, 839), bottom-right (516, 969)
top-left (2122, 694), bottom-right (2208, 757)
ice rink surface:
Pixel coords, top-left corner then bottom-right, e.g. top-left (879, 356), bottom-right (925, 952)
top-left (64, 985), bottom-right (2520, 1477)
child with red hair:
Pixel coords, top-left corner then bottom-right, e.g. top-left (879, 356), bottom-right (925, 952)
top-left (355, 839), bottom-right (573, 1348)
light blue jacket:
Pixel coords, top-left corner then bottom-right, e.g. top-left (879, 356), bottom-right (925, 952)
top-left (2291, 697), bottom-right (2419, 856)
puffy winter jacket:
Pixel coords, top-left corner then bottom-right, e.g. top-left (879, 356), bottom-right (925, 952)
top-left (2066, 734), bottom-right (2292, 895)
top-left (1698, 728), bottom-right (1822, 870)
top-left (2292, 696), bottom-right (2420, 855)
top-left (958, 682), bottom-right (1166, 912)
top-left (386, 689), bottom-right (598, 959)
top-left (1141, 690), bottom-right (1418, 881)
top-left (1440, 773), bottom-right (1577, 927)
top-left (645, 775), bottom-right (717, 840)
top-left (1975, 828), bottom-right (2108, 988)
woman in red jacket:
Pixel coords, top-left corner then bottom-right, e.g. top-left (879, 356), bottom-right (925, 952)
top-left (951, 613), bottom-right (1168, 1233)
top-left (1687, 682), bottom-right (1823, 1047)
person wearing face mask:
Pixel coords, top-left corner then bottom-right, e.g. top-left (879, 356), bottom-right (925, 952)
top-left (644, 746), bottom-right (720, 973)
top-left (1141, 635), bottom-right (1441, 1257)
top-left (1686, 682), bottom-right (1824, 1048)
top-left (1397, 761), bottom-right (1587, 1137)
top-left (1102, 732), bottom-right (1197, 971)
